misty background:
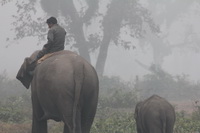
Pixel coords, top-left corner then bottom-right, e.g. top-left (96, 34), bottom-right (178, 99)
top-left (1, 1), bottom-right (200, 132)
top-left (1, 0), bottom-right (200, 83)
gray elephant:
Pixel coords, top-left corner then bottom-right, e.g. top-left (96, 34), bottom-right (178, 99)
top-left (134, 95), bottom-right (175, 133)
top-left (17, 50), bottom-right (99, 133)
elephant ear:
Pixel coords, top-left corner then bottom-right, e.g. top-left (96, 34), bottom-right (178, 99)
top-left (16, 71), bottom-right (32, 89)
top-left (16, 51), bottom-right (39, 89)
top-left (16, 57), bottom-right (33, 89)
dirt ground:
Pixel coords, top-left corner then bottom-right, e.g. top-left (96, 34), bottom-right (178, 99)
top-left (171, 100), bottom-right (200, 114)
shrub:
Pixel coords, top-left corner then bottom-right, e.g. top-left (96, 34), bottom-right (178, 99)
top-left (99, 76), bottom-right (138, 108)
top-left (0, 92), bottom-right (32, 123)
top-left (92, 110), bottom-right (136, 133)
top-left (174, 112), bottom-right (200, 133)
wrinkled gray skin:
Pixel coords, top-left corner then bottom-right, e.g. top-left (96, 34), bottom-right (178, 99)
top-left (30, 50), bottom-right (99, 133)
top-left (134, 95), bottom-right (175, 133)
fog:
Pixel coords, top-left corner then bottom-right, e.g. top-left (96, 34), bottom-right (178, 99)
top-left (1, 0), bottom-right (200, 83)
top-left (1, 1), bottom-right (200, 132)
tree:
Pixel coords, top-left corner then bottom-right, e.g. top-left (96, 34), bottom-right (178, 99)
top-left (137, 0), bottom-right (200, 69)
top-left (2, 0), bottom-right (159, 76)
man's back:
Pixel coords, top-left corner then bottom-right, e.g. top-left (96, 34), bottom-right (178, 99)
top-left (45, 24), bottom-right (66, 53)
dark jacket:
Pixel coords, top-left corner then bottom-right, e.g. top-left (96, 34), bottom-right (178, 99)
top-left (44, 24), bottom-right (66, 53)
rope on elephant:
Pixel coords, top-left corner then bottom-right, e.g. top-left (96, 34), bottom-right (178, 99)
top-left (37, 53), bottom-right (55, 64)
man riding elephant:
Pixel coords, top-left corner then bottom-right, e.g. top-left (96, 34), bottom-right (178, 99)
top-left (16, 16), bottom-right (66, 88)
top-left (36, 16), bottom-right (66, 60)
top-left (16, 17), bottom-right (99, 133)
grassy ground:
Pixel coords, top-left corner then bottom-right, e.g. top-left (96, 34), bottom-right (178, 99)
top-left (0, 122), bottom-right (31, 133)
top-left (0, 121), bottom-right (64, 133)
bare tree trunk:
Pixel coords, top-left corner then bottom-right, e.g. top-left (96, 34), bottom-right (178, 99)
top-left (61, 1), bottom-right (91, 63)
top-left (95, 34), bottom-right (111, 76)
top-left (71, 21), bottom-right (91, 62)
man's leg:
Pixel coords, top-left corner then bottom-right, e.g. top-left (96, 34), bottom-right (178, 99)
top-left (37, 47), bottom-right (47, 59)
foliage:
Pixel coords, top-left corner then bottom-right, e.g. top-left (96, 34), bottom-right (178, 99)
top-left (2, 0), bottom-right (159, 76)
top-left (174, 112), bottom-right (200, 133)
top-left (0, 71), bottom-right (27, 102)
top-left (0, 72), bottom-right (32, 123)
top-left (0, 122), bottom-right (31, 133)
top-left (99, 88), bottom-right (137, 109)
top-left (93, 107), bottom-right (200, 133)
top-left (92, 110), bottom-right (136, 133)
top-left (191, 101), bottom-right (200, 121)
top-left (0, 92), bottom-right (31, 123)
top-left (0, 74), bottom-right (200, 133)
top-left (5, 0), bottom-right (159, 48)
top-left (99, 76), bottom-right (138, 108)
top-left (135, 64), bottom-right (200, 101)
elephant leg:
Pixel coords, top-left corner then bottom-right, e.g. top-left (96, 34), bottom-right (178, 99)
top-left (81, 96), bottom-right (98, 133)
top-left (63, 123), bottom-right (71, 133)
top-left (32, 118), bottom-right (47, 133)
top-left (81, 116), bottom-right (94, 133)
top-left (63, 110), bottom-right (81, 133)
top-left (31, 92), bottom-right (48, 133)
top-left (63, 116), bottom-right (73, 133)
top-left (32, 104), bottom-right (47, 133)
top-left (166, 121), bottom-right (175, 133)
top-left (61, 103), bottom-right (74, 133)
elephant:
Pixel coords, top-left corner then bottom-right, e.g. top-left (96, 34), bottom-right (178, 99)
top-left (134, 95), bottom-right (176, 133)
top-left (17, 50), bottom-right (99, 133)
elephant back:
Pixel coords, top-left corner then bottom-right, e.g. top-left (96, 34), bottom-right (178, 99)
top-left (135, 95), bottom-right (176, 133)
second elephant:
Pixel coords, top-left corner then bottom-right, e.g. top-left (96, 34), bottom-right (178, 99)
top-left (134, 95), bottom-right (176, 133)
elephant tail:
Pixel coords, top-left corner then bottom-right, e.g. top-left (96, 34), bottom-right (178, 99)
top-left (72, 60), bottom-right (85, 133)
